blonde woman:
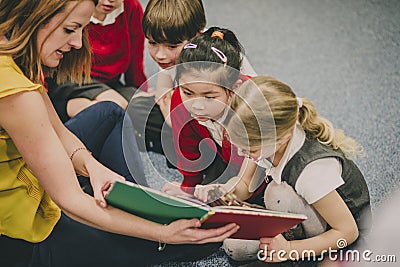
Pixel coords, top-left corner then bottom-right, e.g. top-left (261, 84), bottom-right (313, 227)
top-left (196, 76), bottom-right (371, 265)
top-left (0, 0), bottom-right (238, 266)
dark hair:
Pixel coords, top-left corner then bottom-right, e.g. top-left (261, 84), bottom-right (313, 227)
top-left (142, 0), bottom-right (206, 44)
top-left (176, 27), bottom-right (244, 89)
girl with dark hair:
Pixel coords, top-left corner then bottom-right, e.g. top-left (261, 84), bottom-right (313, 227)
top-left (162, 27), bottom-right (260, 197)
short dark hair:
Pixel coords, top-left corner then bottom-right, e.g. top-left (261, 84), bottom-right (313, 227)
top-left (142, 0), bottom-right (206, 44)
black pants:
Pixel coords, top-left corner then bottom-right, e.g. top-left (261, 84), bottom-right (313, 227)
top-left (31, 213), bottom-right (221, 267)
top-left (0, 235), bottom-right (34, 267)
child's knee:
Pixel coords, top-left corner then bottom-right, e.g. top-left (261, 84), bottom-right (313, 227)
top-left (96, 101), bottom-right (125, 117)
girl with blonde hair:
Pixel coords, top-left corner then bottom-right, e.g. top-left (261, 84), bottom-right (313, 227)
top-left (196, 75), bottom-right (371, 265)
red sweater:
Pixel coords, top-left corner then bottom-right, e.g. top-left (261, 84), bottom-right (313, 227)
top-left (170, 88), bottom-right (245, 193)
top-left (88, 0), bottom-right (147, 90)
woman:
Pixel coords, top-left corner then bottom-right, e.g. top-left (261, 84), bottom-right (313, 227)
top-left (0, 0), bottom-right (238, 266)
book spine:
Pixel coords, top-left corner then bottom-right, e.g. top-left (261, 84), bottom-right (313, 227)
top-left (200, 211), bottom-right (215, 223)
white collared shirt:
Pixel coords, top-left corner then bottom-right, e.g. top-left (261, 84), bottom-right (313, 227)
top-left (198, 104), bottom-right (230, 147)
top-left (90, 4), bottom-right (124, 26)
top-left (249, 123), bottom-right (344, 204)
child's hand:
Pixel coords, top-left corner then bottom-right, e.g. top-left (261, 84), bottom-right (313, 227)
top-left (131, 90), bottom-right (155, 99)
top-left (161, 181), bottom-right (191, 197)
top-left (156, 91), bottom-right (172, 127)
top-left (154, 87), bottom-right (171, 102)
top-left (194, 184), bottom-right (224, 203)
top-left (161, 219), bottom-right (239, 244)
top-left (146, 87), bottom-right (156, 93)
top-left (259, 234), bottom-right (291, 262)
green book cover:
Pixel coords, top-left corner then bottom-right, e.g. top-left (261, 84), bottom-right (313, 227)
top-left (105, 181), bottom-right (211, 225)
top-left (105, 182), bottom-right (307, 240)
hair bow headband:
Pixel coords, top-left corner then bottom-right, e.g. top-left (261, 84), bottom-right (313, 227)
top-left (183, 43), bottom-right (228, 64)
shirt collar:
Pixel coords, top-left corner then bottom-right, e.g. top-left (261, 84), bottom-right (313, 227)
top-left (90, 4), bottom-right (124, 26)
top-left (248, 123), bottom-right (306, 191)
top-left (198, 103), bottom-right (230, 128)
top-left (197, 106), bottom-right (230, 147)
top-left (268, 123), bottom-right (306, 184)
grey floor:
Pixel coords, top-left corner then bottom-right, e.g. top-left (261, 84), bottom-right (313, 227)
top-left (137, 0), bottom-right (400, 266)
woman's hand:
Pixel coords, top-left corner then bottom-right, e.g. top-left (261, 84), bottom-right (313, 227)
top-left (161, 219), bottom-right (239, 244)
top-left (86, 162), bottom-right (125, 207)
top-left (259, 234), bottom-right (291, 262)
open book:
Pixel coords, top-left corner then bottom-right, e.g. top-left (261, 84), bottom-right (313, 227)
top-left (105, 181), bottom-right (307, 240)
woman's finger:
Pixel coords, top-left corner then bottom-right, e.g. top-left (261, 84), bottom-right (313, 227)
top-left (193, 223), bottom-right (239, 244)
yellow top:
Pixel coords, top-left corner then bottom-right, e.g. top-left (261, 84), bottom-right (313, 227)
top-left (0, 55), bottom-right (61, 243)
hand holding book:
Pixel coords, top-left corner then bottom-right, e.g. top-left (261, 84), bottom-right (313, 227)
top-left (159, 218), bottom-right (239, 245)
top-left (105, 181), bottom-right (307, 240)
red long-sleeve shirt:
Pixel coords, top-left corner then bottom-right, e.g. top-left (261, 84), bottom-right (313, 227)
top-left (170, 87), bottom-right (245, 193)
top-left (88, 0), bottom-right (147, 90)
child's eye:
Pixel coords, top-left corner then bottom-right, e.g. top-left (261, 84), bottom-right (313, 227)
top-left (148, 41), bottom-right (157, 45)
top-left (205, 96), bottom-right (215, 100)
top-left (183, 91), bottom-right (192, 96)
top-left (64, 28), bottom-right (75, 34)
top-left (168, 45), bottom-right (178, 49)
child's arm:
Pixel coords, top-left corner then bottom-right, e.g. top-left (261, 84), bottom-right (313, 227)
top-left (154, 71), bottom-right (174, 100)
top-left (231, 158), bottom-right (258, 199)
top-left (154, 71), bottom-right (174, 126)
top-left (125, 0), bottom-right (147, 89)
top-left (162, 181), bottom-right (193, 197)
top-left (259, 190), bottom-right (359, 262)
top-left (194, 158), bottom-right (258, 202)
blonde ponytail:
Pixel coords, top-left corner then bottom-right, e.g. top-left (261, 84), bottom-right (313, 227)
top-left (298, 99), bottom-right (364, 158)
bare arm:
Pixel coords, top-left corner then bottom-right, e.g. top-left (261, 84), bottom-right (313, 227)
top-left (42, 88), bottom-right (125, 206)
top-left (291, 190), bottom-right (359, 254)
top-left (42, 88), bottom-right (97, 177)
top-left (0, 90), bottom-right (238, 243)
top-left (154, 70), bottom-right (174, 101)
top-left (154, 71), bottom-right (174, 126)
top-left (194, 158), bottom-right (258, 202)
top-left (260, 190), bottom-right (359, 262)
top-left (232, 158), bottom-right (258, 200)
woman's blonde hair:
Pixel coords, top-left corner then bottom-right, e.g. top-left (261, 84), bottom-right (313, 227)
top-left (228, 76), bottom-right (363, 159)
top-left (0, 0), bottom-right (95, 84)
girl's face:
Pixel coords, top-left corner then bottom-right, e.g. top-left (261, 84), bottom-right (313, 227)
top-left (237, 144), bottom-right (276, 164)
top-left (36, 1), bottom-right (94, 68)
top-left (94, 0), bottom-right (123, 17)
top-left (147, 38), bottom-right (188, 69)
top-left (236, 133), bottom-right (292, 166)
top-left (179, 72), bottom-right (231, 122)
